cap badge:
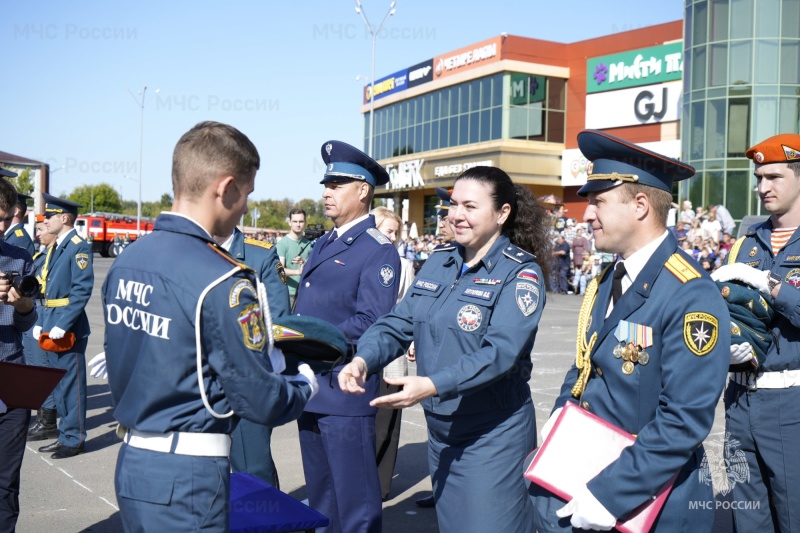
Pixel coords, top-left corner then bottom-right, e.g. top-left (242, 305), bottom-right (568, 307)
top-left (325, 143), bottom-right (333, 156)
top-left (755, 152), bottom-right (764, 163)
top-left (328, 164), bottom-right (333, 171)
top-left (783, 145), bottom-right (800, 161)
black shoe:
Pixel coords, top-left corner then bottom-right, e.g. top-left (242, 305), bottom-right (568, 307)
top-left (28, 408), bottom-right (59, 441)
top-left (38, 441), bottom-right (62, 453)
top-left (415, 494), bottom-right (435, 508)
top-left (52, 444), bottom-right (84, 459)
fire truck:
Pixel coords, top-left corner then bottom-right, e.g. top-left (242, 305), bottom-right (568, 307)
top-left (75, 212), bottom-right (155, 257)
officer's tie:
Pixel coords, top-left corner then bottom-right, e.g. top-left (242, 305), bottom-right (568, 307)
top-left (317, 230), bottom-right (338, 253)
top-left (612, 261), bottom-right (626, 305)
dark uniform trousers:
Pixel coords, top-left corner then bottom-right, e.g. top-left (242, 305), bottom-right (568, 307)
top-left (0, 408), bottom-right (30, 531)
top-left (47, 337), bottom-right (88, 447)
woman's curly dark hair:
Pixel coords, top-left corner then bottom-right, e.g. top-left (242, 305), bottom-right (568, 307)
top-left (455, 166), bottom-right (552, 289)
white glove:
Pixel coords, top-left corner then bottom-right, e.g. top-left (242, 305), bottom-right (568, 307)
top-left (730, 342), bottom-right (755, 365)
top-left (541, 407), bottom-right (562, 442)
top-left (711, 263), bottom-right (770, 294)
top-left (293, 363), bottom-right (319, 400)
top-left (0, 397), bottom-right (7, 415)
top-left (269, 346), bottom-right (286, 374)
top-left (556, 485), bottom-right (617, 530)
top-left (32, 325), bottom-right (42, 340)
top-left (49, 327), bottom-right (66, 340)
top-left (88, 352), bottom-right (108, 380)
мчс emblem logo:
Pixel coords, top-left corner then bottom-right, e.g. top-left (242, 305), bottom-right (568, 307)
top-left (457, 304), bottom-right (482, 332)
top-left (684, 312), bottom-right (719, 356)
top-left (238, 303), bottom-right (266, 351)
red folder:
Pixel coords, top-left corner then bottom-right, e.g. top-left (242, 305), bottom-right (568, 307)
top-left (525, 401), bottom-right (677, 533)
top-left (0, 361), bottom-right (67, 410)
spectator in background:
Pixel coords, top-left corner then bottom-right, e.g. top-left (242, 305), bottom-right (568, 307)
top-left (570, 227), bottom-right (590, 271)
top-left (562, 218), bottom-right (577, 244)
top-left (675, 221), bottom-right (690, 244)
top-left (680, 199), bottom-right (695, 224)
top-left (276, 208), bottom-right (312, 310)
top-left (718, 231), bottom-right (734, 255)
top-left (552, 234), bottom-right (571, 294)
top-left (573, 251), bottom-right (595, 296)
top-left (712, 204), bottom-right (736, 236)
top-left (701, 213), bottom-right (722, 243)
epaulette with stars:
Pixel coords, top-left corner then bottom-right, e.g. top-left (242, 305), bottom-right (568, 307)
top-left (503, 244), bottom-right (534, 263)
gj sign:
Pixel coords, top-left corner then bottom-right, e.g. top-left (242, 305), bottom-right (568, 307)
top-left (585, 81), bottom-right (681, 130)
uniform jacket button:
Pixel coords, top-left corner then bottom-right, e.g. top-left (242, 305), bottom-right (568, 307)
top-left (596, 367), bottom-right (603, 377)
top-left (305, 282), bottom-right (310, 287)
top-left (582, 401), bottom-right (590, 411)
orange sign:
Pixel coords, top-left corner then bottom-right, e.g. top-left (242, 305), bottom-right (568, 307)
top-left (433, 36), bottom-right (503, 79)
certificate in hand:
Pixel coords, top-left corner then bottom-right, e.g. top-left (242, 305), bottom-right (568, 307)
top-left (0, 361), bottom-right (66, 410)
top-left (524, 401), bottom-right (676, 533)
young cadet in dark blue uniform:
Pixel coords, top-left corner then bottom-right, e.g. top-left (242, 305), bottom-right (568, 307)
top-left (294, 140), bottom-right (400, 533)
top-left (222, 226), bottom-right (291, 487)
top-left (531, 130), bottom-right (730, 532)
top-left (339, 166), bottom-right (553, 533)
top-left (0, 174), bottom-right (38, 533)
top-left (711, 133), bottom-right (800, 532)
top-left (26, 216), bottom-right (60, 442)
top-left (4, 193), bottom-right (36, 256)
top-left (34, 193), bottom-right (93, 459)
top-left (103, 121), bottom-right (316, 532)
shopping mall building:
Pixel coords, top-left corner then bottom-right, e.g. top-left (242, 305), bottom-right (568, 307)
top-left (363, 0), bottom-right (800, 234)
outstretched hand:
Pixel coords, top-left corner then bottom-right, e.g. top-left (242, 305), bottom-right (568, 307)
top-left (370, 376), bottom-right (437, 409)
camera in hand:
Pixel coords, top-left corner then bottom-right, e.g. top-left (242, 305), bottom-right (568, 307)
top-left (2, 271), bottom-right (41, 298)
top-left (304, 224), bottom-right (327, 241)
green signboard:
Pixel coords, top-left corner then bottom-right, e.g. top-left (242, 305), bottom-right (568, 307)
top-left (586, 42), bottom-right (683, 93)
top-left (510, 73), bottom-right (546, 105)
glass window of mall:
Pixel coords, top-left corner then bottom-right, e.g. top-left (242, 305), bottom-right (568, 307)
top-left (365, 73), bottom-right (567, 161)
top-left (682, 0), bottom-right (800, 223)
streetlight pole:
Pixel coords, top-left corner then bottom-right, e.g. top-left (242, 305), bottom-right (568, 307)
top-left (129, 85), bottom-right (158, 237)
top-left (355, 0), bottom-right (396, 158)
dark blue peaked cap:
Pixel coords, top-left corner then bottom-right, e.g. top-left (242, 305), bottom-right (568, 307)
top-left (43, 192), bottom-right (82, 216)
top-left (320, 140), bottom-right (390, 187)
top-left (0, 168), bottom-right (18, 178)
top-left (435, 187), bottom-right (451, 217)
top-left (273, 315), bottom-right (350, 374)
top-left (577, 129), bottom-right (695, 197)
top-left (17, 193), bottom-right (32, 205)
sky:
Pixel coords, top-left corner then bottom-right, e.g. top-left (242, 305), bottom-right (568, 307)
top-left (2, 1), bottom-right (683, 203)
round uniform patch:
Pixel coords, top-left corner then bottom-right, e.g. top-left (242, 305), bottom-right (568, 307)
top-left (784, 268), bottom-right (800, 288)
top-left (238, 303), bottom-right (267, 351)
top-left (683, 312), bottom-right (719, 357)
top-left (457, 304), bottom-right (482, 332)
top-left (379, 264), bottom-right (395, 287)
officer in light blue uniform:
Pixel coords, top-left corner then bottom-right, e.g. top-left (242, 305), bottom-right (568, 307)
top-left (226, 226), bottom-right (291, 487)
top-left (36, 193), bottom-right (93, 459)
top-left (4, 193), bottom-right (35, 256)
top-left (532, 130), bottom-right (730, 532)
top-left (103, 121), bottom-right (315, 531)
top-left (294, 140), bottom-right (400, 533)
top-left (713, 133), bottom-right (800, 531)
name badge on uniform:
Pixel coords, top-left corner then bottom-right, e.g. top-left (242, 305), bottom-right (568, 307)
top-left (414, 279), bottom-right (440, 292)
top-left (462, 287), bottom-right (493, 301)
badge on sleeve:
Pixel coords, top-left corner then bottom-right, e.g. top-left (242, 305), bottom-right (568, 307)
top-left (75, 253), bottom-right (89, 270)
top-left (785, 269), bottom-right (800, 288)
top-left (276, 262), bottom-right (287, 284)
top-left (684, 312), bottom-right (719, 356)
top-left (229, 279), bottom-right (257, 307)
top-left (379, 264), bottom-right (395, 287)
top-left (238, 303), bottom-right (267, 351)
top-left (515, 282), bottom-right (539, 316)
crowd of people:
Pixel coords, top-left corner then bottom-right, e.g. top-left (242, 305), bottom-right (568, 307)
top-left (2, 124), bottom-right (800, 533)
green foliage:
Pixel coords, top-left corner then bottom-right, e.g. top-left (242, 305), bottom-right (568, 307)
top-left (10, 168), bottom-right (34, 195)
top-left (245, 198), bottom-right (330, 230)
top-left (69, 183), bottom-right (123, 213)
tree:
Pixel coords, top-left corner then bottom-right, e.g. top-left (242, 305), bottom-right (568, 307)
top-left (10, 168), bottom-right (34, 195)
top-left (68, 183), bottom-right (123, 214)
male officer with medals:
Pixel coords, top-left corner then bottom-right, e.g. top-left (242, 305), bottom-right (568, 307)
top-left (533, 130), bottom-right (730, 531)
top-left (294, 140), bottom-right (400, 533)
top-left (34, 193), bottom-right (93, 459)
top-left (711, 133), bottom-right (800, 531)
top-left (102, 121), bottom-right (316, 531)
top-left (4, 192), bottom-right (35, 256)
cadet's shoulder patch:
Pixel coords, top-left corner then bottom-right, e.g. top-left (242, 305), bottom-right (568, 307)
top-left (503, 244), bottom-right (534, 263)
top-left (684, 312), bottom-right (718, 356)
top-left (14, 229), bottom-right (24, 237)
top-left (276, 262), bottom-right (286, 284)
top-left (71, 235), bottom-right (83, 245)
top-left (237, 302), bottom-right (266, 351)
top-left (229, 279), bottom-right (257, 307)
top-left (367, 227), bottom-right (392, 245)
top-left (244, 237), bottom-right (273, 249)
top-left (432, 243), bottom-right (456, 252)
top-left (378, 263), bottom-right (395, 287)
top-left (75, 253), bottom-right (89, 270)
top-left (665, 253), bottom-right (701, 283)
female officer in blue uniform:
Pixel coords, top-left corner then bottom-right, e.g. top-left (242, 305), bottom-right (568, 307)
top-left (339, 166), bottom-right (552, 533)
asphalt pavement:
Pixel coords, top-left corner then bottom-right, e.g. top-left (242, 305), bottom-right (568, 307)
top-left (16, 259), bottom-right (728, 532)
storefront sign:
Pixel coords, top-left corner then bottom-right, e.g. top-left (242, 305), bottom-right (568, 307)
top-left (585, 81), bottom-right (681, 129)
top-left (364, 68), bottom-right (408, 104)
top-left (561, 140), bottom-right (681, 187)
top-left (510, 74), bottom-right (546, 105)
top-left (434, 160), bottom-right (494, 178)
top-left (386, 159), bottom-right (425, 190)
top-left (407, 58), bottom-right (434, 88)
top-left (586, 42), bottom-right (683, 94)
top-left (434, 36), bottom-right (502, 80)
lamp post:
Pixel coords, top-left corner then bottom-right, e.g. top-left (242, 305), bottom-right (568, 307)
top-left (128, 85), bottom-right (159, 236)
top-left (355, 0), bottom-right (396, 158)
